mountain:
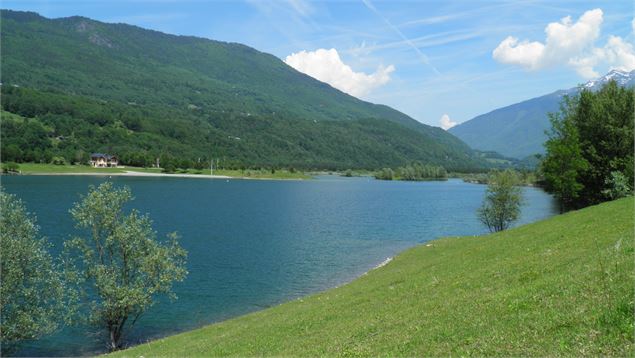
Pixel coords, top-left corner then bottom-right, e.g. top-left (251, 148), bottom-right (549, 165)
top-left (581, 69), bottom-right (635, 90)
top-left (0, 10), bottom-right (485, 171)
top-left (449, 69), bottom-right (635, 159)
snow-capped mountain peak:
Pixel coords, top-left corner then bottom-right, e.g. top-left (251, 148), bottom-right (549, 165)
top-left (584, 69), bottom-right (635, 89)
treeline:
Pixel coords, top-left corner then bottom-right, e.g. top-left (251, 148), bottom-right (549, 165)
top-left (0, 86), bottom-right (214, 167)
top-left (541, 80), bottom-right (634, 211)
top-left (0, 86), bottom-right (486, 172)
top-left (458, 170), bottom-right (537, 186)
top-left (375, 163), bottom-right (447, 181)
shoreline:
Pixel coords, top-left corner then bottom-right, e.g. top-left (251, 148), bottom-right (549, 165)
top-left (25, 171), bottom-right (232, 179)
top-left (106, 253), bottom-right (405, 356)
top-left (108, 198), bottom-right (631, 357)
top-left (13, 171), bottom-right (307, 181)
top-left (368, 256), bottom-right (393, 273)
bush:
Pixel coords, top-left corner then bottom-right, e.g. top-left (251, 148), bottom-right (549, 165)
top-left (1, 162), bottom-right (20, 173)
top-left (602, 171), bottom-right (633, 200)
top-left (162, 162), bottom-right (176, 173)
top-left (375, 168), bottom-right (394, 180)
top-left (51, 156), bottom-right (67, 165)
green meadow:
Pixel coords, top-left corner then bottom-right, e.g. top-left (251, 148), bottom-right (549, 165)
top-left (112, 197), bottom-right (634, 357)
top-left (14, 163), bottom-right (157, 174)
top-left (10, 163), bottom-right (309, 179)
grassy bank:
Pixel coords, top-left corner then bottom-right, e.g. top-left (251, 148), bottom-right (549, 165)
top-left (112, 197), bottom-right (634, 356)
top-left (12, 163), bottom-right (160, 174)
top-left (6, 163), bottom-right (309, 179)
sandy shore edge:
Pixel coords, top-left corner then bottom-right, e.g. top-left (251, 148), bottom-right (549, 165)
top-left (22, 171), bottom-right (231, 179)
top-left (18, 171), bottom-right (306, 180)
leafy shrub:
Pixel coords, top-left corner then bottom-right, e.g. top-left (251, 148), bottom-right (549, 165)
top-left (375, 168), bottom-right (394, 180)
top-left (1, 162), bottom-right (20, 173)
top-left (51, 156), bottom-right (66, 165)
top-left (602, 171), bottom-right (633, 200)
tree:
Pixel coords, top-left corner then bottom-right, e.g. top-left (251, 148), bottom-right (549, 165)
top-left (374, 167), bottom-right (394, 180)
top-left (542, 81), bottom-right (634, 210)
top-left (1, 144), bottom-right (23, 162)
top-left (541, 97), bottom-right (589, 212)
top-left (73, 149), bottom-right (88, 165)
top-left (478, 170), bottom-right (524, 232)
top-left (0, 191), bottom-right (65, 353)
top-left (574, 82), bottom-right (634, 205)
top-left (63, 182), bottom-right (187, 351)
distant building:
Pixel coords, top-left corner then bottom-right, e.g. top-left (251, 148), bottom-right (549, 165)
top-left (90, 153), bottom-right (118, 168)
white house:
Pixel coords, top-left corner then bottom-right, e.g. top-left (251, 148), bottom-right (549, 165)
top-left (90, 153), bottom-right (118, 168)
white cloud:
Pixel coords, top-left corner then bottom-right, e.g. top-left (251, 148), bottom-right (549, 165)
top-left (493, 9), bottom-right (635, 78)
top-left (542, 10), bottom-right (603, 64)
top-left (439, 114), bottom-right (457, 130)
top-left (570, 36), bottom-right (635, 78)
top-left (284, 48), bottom-right (395, 98)
top-left (602, 36), bottom-right (635, 71)
top-left (492, 36), bottom-right (545, 69)
top-left (493, 9), bottom-right (602, 70)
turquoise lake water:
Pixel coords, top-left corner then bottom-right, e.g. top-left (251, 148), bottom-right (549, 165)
top-left (2, 175), bottom-right (557, 356)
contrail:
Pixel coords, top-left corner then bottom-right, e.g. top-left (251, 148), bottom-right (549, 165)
top-left (361, 0), bottom-right (500, 117)
top-left (361, 0), bottom-right (442, 76)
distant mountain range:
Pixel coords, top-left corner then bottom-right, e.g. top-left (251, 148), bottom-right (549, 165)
top-left (449, 69), bottom-right (635, 159)
top-left (0, 10), bottom-right (486, 171)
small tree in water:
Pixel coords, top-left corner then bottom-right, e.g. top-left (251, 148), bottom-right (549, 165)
top-left (478, 170), bottom-right (524, 232)
top-left (64, 182), bottom-right (187, 351)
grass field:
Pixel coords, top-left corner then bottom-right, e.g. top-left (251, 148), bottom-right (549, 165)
top-left (13, 163), bottom-right (160, 174)
top-left (7, 163), bottom-right (309, 179)
top-left (112, 197), bottom-right (634, 356)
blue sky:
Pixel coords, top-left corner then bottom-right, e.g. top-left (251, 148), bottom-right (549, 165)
top-left (4, 0), bottom-right (635, 128)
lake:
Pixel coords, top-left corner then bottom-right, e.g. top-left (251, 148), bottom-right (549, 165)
top-left (2, 175), bottom-right (557, 356)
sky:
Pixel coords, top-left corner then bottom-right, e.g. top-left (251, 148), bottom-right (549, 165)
top-left (4, 0), bottom-right (635, 129)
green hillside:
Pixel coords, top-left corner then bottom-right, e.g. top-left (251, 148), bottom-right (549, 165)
top-left (449, 91), bottom-right (561, 159)
top-left (112, 197), bottom-right (634, 356)
top-left (0, 10), bottom-right (484, 171)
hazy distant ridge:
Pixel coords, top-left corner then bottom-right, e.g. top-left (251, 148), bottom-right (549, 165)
top-left (449, 69), bottom-right (635, 159)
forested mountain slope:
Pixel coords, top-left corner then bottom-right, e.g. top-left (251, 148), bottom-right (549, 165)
top-left (1, 10), bottom-right (485, 170)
